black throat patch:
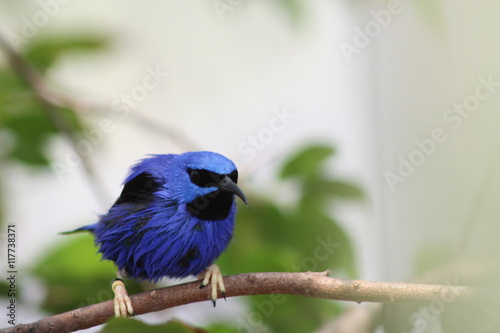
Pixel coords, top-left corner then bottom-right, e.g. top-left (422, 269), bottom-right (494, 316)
top-left (186, 191), bottom-right (234, 221)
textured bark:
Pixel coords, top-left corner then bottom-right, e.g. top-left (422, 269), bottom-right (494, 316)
top-left (5, 271), bottom-right (495, 333)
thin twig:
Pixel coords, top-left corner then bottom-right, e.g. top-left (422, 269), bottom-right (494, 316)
top-left (0, 33), bottom-right (109, 203)
top-left (16, 59), bottom-right (201, 153)
top-left (4, 271), bottom-right (497, 333)
top-left (84, 107), bottom-right (200, 152)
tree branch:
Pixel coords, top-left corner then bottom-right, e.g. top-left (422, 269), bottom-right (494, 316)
top-left (5, 271), bottom-right (498, 333)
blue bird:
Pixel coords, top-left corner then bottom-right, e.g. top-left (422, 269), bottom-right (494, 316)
top-left (64, 151), bottom-right (247, 316)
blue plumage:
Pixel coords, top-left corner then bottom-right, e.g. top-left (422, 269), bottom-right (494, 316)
top-left (72, 151), bottom-right (247, 283)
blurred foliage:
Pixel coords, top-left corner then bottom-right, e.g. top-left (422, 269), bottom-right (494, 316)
top-left (2, 106), bottom-right (81, 166)
top-left (32, 236), bottom-right (144, 314)
top-left (100, 318), bottom-right (203, 333)
top-left (275, 0), bottom-right (304, 25)
top-left (215, 144), bottom-right (361, 332)
top-left (413, 0), bottom-right (444, 32)
top-left (0, 35), bottom-right (106, 166)
top-left (0, 32), bottom-right (114, 314)
top-left (414, 241), bottom-right (456, 276)
top-left (384, 242), bottom-right (500, 333)
top-left (24, 36), bottom-right (107, 73)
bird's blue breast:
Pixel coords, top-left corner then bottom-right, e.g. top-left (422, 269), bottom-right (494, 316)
top-left (94, 200), bottom-right (236, 281)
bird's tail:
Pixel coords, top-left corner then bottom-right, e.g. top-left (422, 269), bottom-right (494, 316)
top-left (59, 223), bottom-right (97, 235)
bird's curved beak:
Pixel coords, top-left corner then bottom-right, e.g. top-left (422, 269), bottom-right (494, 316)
top-left (217, 176), bottom-right (248, 206)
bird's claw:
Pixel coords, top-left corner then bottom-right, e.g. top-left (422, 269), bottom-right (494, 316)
top-left (112, 278), bottom-right (134, 317)
top-left (199, 264), bottom-right (226, 307)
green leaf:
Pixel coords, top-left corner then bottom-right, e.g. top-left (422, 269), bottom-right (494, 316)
top-left (25, 35), bottom-right (107, 71)
top-left (218, 199), bottom-right (298, 274)
top-left (0, 69), bottom-right (31, 98)
top-left (301, 180), bottom-right (363, 209)
top-left (323, 180), bottom-right (363, 199)
top-left (3, 111), bottom-right (56, 166)
top-left (206, 323), bottom-right (238, 333)
top-left (280, 145), bottom-right (335, 179)
top-left (317, 216), bottom-right (356, 277)
top-left (2, 106), bottom-right (82, 166)
top-left (0, 280), bottom-right (19, 300)
top-left (276, 0), bottom-right (304, 25)
top-left (217, 143), bottom-right (359, 332)
top-left (0, 63), bottom-right (84, 167)
top-left (32, 235), bottom-right (144, 314)
top-left (101, 318), bottom-right (202, 333)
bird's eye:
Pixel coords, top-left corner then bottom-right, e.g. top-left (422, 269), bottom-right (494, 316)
top-left (229, 170), bottom-right (238, 183)
top-left (187, 168), bottom-right (227, 188)
top-left (188, 169), bottom-right (201, 185)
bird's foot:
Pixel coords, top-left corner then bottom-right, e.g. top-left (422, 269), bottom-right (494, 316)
top-left (199, 264), bottom-right (226, 307)
top-left (112, 278), bottom-right (134, 317)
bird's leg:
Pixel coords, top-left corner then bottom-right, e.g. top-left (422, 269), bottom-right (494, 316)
top-left (199, 264), bottom-right (226, 307)
top-left (112, 273), bottom-right (134, 317)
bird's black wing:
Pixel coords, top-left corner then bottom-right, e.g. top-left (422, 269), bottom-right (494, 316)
top-left (114, 172), bottom-right (161, 205)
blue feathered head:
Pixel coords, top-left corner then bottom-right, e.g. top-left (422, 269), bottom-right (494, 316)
top-left (121, 151), bottom-right (247, 207)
